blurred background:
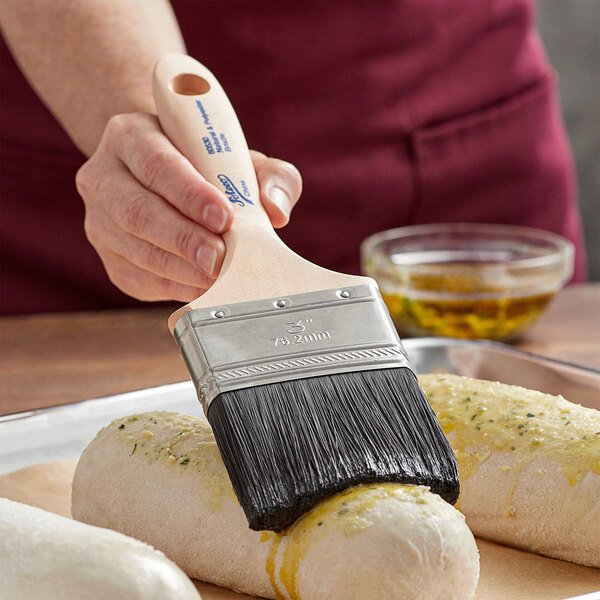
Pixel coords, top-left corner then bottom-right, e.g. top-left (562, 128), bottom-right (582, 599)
top-left (537, 0), bottom-right (599, 281)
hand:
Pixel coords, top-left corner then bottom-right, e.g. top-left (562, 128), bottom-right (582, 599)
top-left (76, 113), bottom-right (302, 302)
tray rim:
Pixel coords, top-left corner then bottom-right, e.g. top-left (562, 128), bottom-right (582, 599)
top-left (1, 337), bottom-right (598, 425)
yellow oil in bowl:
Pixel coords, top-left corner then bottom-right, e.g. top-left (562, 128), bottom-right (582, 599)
top-left (361, 224), bottom-right (573, 342)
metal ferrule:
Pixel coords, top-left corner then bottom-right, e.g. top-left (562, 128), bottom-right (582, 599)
top-left (173, 283), bottom-right (412, 412)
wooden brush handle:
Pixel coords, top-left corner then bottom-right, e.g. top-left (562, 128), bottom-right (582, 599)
top-left (153, 54), bottom-right (360, 330)
top-left (153, 54), bottom-right (272, 231)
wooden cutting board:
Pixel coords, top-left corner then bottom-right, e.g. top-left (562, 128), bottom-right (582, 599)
top-left (1, 459), bottom-right (598, 600)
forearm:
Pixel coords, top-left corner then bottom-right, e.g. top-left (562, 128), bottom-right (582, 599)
top-left (0, 0), bottom-right (185, 156)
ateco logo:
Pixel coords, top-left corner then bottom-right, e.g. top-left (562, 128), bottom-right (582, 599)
top-left (217, 174), bottom-right (253, 207)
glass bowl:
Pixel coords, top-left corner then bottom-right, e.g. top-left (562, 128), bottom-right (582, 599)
top-left (360, 223), bottom-right (574, 341)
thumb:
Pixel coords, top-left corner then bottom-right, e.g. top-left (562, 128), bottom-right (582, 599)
top-left (250, 150), bottom-right (302, 228)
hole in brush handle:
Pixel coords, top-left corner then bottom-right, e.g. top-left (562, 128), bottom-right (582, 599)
top-left (169, 73), bottom-right (211, 96)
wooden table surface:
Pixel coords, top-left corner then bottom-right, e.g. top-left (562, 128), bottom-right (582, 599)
top-left (1, 283), bottom-right (598, 417)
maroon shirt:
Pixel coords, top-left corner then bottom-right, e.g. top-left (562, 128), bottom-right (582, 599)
top-left (0, 0), bottom-right (586, 314)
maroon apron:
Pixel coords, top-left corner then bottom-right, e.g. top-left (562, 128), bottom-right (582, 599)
top-left (0, 0), bottom-right (586, 315)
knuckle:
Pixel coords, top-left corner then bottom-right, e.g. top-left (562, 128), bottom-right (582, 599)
top-left (75, 162), bottom-right (94, 198)
top-left (173, 226), bottom-right (196, 259)
top-left (104, 113), bottom-right (157, 156)
top-left (177, 180), bottom-right (204, 218)
top-left (161, 277), bottom-right (179, 296)
top-left (120, 193), bottom-right (150, 234)
top-left (140, 148), bottom-right (175, 190)
top-left (106, 113), bottom-right (134, 137)
top-left (144, 244), bottom-right (170, 274)
top-left (83, 213), bottom-right (97, 245)
top-left (82, 209), bottom-right (107, 251)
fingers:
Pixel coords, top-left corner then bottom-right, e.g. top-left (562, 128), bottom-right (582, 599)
top-left (85, 204), bottom-right (217, 289)
top-left (97, 249), bottom-right (206, 302)
top-left (97, 164), bottom-right (225, 279)
top-left (111, 117), bottom-right (302, 232)
top-left (250, 150), bottom-right (302, 229)
top-left (76, 112), bottom-right (230, 303)
top-left (76, 111), bottom-right (304, 304)
top-left (106, 113), bottom-right (234, 234)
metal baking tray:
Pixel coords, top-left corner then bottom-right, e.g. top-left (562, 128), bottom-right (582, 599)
top-left (1, 337), bottom-right (599, 476)
top-left (403, 338), bottom-right (600, 409)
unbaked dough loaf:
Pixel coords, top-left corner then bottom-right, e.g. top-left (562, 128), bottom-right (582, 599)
top-left (419, 373), bottom-right (600, 567)
top-left (72, 411), bottom-right (479, 600)
top-left (0, 498), bottom-right (200, 600)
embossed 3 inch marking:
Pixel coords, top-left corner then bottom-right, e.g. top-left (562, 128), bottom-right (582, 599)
top-left (271, 317), bottom-right (331, 347)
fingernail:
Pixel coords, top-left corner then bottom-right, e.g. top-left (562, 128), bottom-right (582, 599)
top-left (202, 204), bottom-right (228, 233)
top-left (267, 185), bottom-right (291, 218)
top-left (196, 245), bottom-right (218, 277)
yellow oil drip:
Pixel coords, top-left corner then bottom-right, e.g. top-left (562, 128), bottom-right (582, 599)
top-left (263, 532), bottom-right (285, 599)
top-left (263, 483), bottom-right (431, 600)
top-left (419, 374), bottom-right (600, 492)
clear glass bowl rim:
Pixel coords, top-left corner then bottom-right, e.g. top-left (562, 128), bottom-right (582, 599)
top-left (360, 222), bottom-right (574, 274)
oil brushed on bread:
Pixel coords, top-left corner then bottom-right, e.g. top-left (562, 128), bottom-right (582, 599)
top-left (0, 498), bottom-right (200, 600)
top-left (72, 411), bottom-right (479, 600)
top-left (419, 374), bottom-right (600, 567)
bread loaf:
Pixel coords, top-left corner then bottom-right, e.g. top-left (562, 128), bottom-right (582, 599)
top-left (419, 374), bottom-right (600, 567)
top-left (0, 498), bottom-right (200, 600)
top-left (72, 411), bottom-right (479, 600)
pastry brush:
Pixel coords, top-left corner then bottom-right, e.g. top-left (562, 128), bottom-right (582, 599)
top-left (153, 53), bottom-right (459, 532)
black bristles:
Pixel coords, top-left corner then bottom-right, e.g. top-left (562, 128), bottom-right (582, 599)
top-left (207, 368), bottom-right (459, 532)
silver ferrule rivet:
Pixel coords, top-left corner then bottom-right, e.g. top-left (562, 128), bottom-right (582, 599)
top-left (275, 299), bottom-right (287, 308)
top-left (214, 310), bottom-right (225, 318)
top-left (340, 290), bottom-right (351, 298)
